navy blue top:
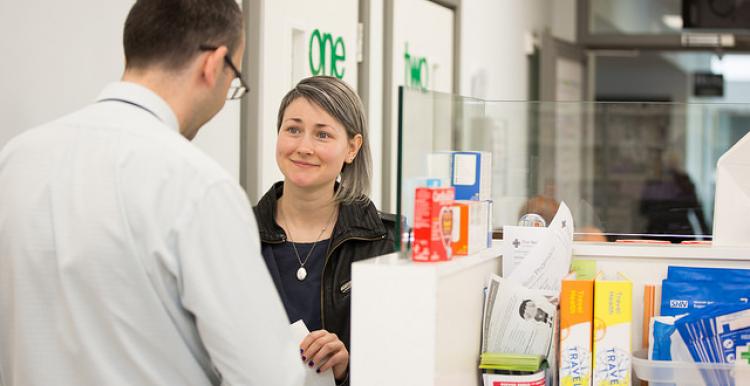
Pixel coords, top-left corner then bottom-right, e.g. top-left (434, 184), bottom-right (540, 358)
top-left (270, 239), bottom-right (330, 331)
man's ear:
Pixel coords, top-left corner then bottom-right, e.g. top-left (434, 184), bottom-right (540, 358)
top-left (201, 46), bottom-right (228, 88)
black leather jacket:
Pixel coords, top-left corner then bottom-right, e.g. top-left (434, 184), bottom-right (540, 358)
top-left (253, 182), bottom-right (397, 353)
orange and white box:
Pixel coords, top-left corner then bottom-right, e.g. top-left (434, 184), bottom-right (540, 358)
top-left (451, 200), bottom-right (490, 255)
top-left (412, 187), bottom-right (455, 262)
top-left (482, 371), bottom-right (545, 386)
top-left (559, 274), bottom-right (594, 386)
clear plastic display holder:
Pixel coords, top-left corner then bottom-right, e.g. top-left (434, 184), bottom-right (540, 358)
top-left (632, 350), bottom-right (750, 386)
top-left (394, 86), bottom-right (750, 248)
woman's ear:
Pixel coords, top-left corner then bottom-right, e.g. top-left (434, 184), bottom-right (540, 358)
top-left (201, 46), bottom-right (228, 88)
top-left (346, 134), bottom-right (363, 164)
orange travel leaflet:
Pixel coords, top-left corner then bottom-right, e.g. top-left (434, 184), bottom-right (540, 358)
top-left (559, 274), bottom-right (594, 386)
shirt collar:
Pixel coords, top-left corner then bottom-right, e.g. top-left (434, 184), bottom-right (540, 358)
top-left (96, 81), bottom-right (180, 133)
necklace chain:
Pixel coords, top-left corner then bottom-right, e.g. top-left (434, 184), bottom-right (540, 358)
top-left (279, 205), bottom-right (337, 270)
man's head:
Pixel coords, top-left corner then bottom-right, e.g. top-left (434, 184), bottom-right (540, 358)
top-left (519, 299), bottom-right (537, 321)
top-left (122, 0), bottom-right (245, 139)
top-left (519, 299), bottom-right (549, 323)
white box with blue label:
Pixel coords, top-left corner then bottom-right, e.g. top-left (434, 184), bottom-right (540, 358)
top-left (428, 151), bottom-right (492, 201)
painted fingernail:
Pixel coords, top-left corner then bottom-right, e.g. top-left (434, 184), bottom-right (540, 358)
top-left (316, 368), bottom-right (321, 373)
top-left (302, 355), bottom-right (306, 361)
top-left (300, 348), bottom-right (304, 353)
top-left (308, 361), bottom-right (314, 367)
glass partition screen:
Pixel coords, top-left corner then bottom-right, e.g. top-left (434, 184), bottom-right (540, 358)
top-left (397, 86), bottom-right (750, 246)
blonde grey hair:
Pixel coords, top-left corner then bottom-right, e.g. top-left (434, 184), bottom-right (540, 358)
top-left (276, 76), bottom-right (372, 204)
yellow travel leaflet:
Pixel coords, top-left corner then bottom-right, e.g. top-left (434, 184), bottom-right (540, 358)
top-left (592, 273), bottom-right (632, 386)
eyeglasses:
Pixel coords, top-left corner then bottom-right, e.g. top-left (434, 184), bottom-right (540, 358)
top-left (199, 44), bottom-right (250, 100)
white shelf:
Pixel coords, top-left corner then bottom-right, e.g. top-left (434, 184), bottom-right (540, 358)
top-left (354, 244), bottom-right (503, 277)
top-left (573, 242), bottom-right (750, 261)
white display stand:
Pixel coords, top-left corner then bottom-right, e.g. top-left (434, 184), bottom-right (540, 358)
top-left (350, 245), bottom-right (502, 386)
top-left (350, 241), bottom-right (750, 386)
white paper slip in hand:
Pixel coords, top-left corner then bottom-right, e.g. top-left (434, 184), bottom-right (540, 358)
top-left (290, 320), bottom-right (336, 386)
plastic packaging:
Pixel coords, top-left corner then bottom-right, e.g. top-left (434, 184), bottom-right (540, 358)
top-left (632, 349), bottom-right (750, 386)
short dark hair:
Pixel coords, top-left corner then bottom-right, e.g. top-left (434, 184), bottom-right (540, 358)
top-left (123, 0), bottom-right (243, 70)
top-left (519, 299), bottom-right (532, 318)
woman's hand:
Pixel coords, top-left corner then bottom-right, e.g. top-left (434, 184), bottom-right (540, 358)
top-left (300, 329), bottom-right (349, 381)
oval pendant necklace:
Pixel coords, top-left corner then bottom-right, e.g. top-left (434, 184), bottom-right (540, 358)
top-left (280, 205), bottom-right (337, 282)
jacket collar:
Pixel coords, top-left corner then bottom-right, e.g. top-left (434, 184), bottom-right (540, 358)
top-left (255, 181), bottom-right (387, 243)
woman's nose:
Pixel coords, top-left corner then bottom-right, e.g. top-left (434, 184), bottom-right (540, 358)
top-left (295, 134), bottom-right (314, 155)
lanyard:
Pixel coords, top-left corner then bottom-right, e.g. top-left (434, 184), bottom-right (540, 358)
top-left (98, 98), bottom-right (161, 122)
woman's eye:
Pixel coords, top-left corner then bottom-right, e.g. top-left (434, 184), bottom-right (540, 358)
top-left (286, 127), bottom-right (300, 134)
top-left (317, 131), bottom-right (331, 139)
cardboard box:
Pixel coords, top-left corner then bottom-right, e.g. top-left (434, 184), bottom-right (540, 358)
top-left (592, 273), bottom-right (632, 386)
top-left (451, 151), bottom-right (492, 201)
top-left (482, 371), bottom-right (545, 386)
top-left (559, 274), bottom-right (594, 386)
top-left (426, 153), bottom-right (452, 188)
top-left (451, 200), bottom-right (490, 255)
top-left (412, 187), bottom-right (455, 262)
top-left (427, 151), bottom-right (492, 201)
top-left (403, 177), bottom-right (444, 229)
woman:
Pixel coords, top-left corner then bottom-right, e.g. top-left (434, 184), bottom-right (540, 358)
top-left (253, 76), bottom-right (396, 384)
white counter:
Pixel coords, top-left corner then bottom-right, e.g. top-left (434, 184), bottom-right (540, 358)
top-left (350, 241), bottom-right (750, 386)
top-left (350, 246), bottom-right (502, 386)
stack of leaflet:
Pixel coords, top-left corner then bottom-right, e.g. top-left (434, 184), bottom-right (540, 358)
top-left (479, 353), bottom-right (547, 386)
top-left (649, 266), bottom-right (750, 386)
top-left (479, 352), bottom-right (546, 372)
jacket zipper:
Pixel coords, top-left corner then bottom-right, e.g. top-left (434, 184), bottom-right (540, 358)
top-left (320, 233), bottom-right (386, 330)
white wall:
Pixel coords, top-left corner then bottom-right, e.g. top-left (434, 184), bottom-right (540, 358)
top-left (363, 0), bottom-right (385, 208)
top-left (253, 0), bottom-right (359, 200)
top-left (0, 0), bottom-right (242, 181)
top-left (459, 0), bottom-right (552, 101)
top-left (0, 0), bottom-right (130, 147)
top-left (459, 0), bottom-right (559, 225)
top-left (384, 0), bottom-right (455, 211)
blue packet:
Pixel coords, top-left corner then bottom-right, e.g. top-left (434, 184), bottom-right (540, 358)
top-left (667, 266), bottom-right (750, 282)
top-left (660, 280), bottom-right (750, 317)
top-left (675, 303), bottom-right (750, 362)
top-left (714, 307), bottom-right (750, 363)
top-left (649, 316), bottom-right (694, 360)
top-left (720, 327), bottom-right (750, 363)
top-left (673, 304), bottom-right (750, 386)
top-left (651, 317), bottom-right (677, 360)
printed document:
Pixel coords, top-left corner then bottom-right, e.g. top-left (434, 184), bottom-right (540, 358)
top-left (290, 320), bottom-right (335, 386)
top-left (482, 275), bottom-right (557, 357)
top-left (505, 201), bottom-right (574, 292)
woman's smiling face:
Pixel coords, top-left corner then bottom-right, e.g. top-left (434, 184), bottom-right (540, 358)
top-left (276, 97), bottom-right (356, 190)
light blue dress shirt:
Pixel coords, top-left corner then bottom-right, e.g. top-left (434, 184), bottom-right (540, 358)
top-left (0, 82), bottom-right (304, 386)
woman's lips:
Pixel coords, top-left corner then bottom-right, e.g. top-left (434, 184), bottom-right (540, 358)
top-left (291, 160), bottom-right (319, 167)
